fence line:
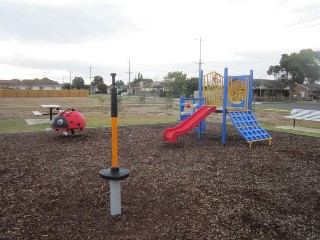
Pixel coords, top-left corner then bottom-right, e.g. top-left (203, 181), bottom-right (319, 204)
top-left (0, 90), bottom-right (89, 98)
top-left (254, 96), bottom-right (290, 102)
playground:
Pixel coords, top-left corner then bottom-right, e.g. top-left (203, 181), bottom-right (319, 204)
top-left (1, 70), bottom-right (320, 239)
top-left (1, 123), bottom-right (320, 239)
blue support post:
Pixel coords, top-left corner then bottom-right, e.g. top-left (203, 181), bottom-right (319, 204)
top-left (222, 68), bottom-right (228, 145)
top-left (198, 70), bottom-right (204, 139)
top-left (248, 70), bottom-right (254, 110)
top-left (179, 98), bottom-right (184, 123)
top-left (199, 70), bottom-right (203, 106)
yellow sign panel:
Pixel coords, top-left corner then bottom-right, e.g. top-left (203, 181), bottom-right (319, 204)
top-left (228, 79), bottom-right (246, 104)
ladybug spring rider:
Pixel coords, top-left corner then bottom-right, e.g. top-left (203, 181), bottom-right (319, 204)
top-left (51, 108), bottom-right (86, 135)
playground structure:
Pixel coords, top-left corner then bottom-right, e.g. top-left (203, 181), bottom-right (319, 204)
top-left (164, 68), bottom-right (272, 147)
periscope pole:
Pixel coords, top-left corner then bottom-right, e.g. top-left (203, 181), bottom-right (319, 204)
top-left (99, 73), bottom-right (129, 216)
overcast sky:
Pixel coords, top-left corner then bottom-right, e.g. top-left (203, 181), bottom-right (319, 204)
top-left (0, 0), bottom-right (319, 85)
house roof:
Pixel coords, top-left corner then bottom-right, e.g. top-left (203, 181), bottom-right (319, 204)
top-left (142, 81), bottom-right (163, 88)
top-left (117, 84), bottom-right (128, 90)
top-left (304, 84), bottom-right (320, 91)
top-left (18, 79), bottom-right (60, 85)
top-left (289, 83), bottom-right (320, 92)
top-left (0, 80), bottom-right (14, 84)
top-left (253, 79), bottom-right (285, 90)
top-left (0, 79), bottom-right (61, 86)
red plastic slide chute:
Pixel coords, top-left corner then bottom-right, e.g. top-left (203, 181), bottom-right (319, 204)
top-left (164, 105), bottom-right (216, 143)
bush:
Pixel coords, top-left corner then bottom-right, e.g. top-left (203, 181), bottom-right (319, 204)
top-left (139, 94), bottom-right (146, 103)
top-left (97, 96), bottom-right (108, 114)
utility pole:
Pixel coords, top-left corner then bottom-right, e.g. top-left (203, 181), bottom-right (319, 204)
top-left (127, 58), bottom-right (131, 97)
top-left (193, 37), bottom-right (204, 80)
top-left (69, 72), bottom-right (72, 97)
top-left (197, 37), bottom-right (203, 80)
top-left (89, 66), bottom-right (93, 95)
top-left (69, 72), bottom-right (72, 90)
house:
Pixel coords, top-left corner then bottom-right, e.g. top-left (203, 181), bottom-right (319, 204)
top-left (253, 79), bottom-right (289, 98)
top-left (0, 79), bottom-right (62, 90)
top-left (307, 84), bottom-right (320, 100)
top-left (117, 84), bottom-right (128, 95)
top-left (293, 83), bottom-right (320, 100)
top-left (138, 81), bottom-right (164, 96)
top-left (0, 80), bottom-right (18, 89)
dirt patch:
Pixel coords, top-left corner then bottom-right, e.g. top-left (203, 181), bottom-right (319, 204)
top-left (1, 123), bottom-right (319, 239)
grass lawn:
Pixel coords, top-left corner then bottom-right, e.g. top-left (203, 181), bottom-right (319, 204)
top-left (0, 96), bottom-right (319, 137)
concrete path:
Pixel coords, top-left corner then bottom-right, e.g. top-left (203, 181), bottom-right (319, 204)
top-left (25, 119), bottom-right (51, 125)
top-left (260, 102), bottom-right (320, 111)
top-left (276, 126), bottom-right (320, 133)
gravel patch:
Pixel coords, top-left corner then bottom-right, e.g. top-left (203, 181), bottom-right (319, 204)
top-left (1, 123), bottom-right (320, 239)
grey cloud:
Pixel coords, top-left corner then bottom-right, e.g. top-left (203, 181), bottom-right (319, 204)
top-left (0, 49), bottom-right (291, 82)
top-left (288, 2), bottom-right (320, 30)
top-left (291, 3), bottom-right (320, 18)
top-left (2, 56), bottom-right (90, 72)
top-left (1, 55), bottom-right (127, 82)
top-left (0, 1), bottom-right (131, 43)
top-left (202, 50), bottom-right (286, 79)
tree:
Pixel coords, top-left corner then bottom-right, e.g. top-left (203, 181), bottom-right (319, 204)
top-left (97, 82), bottom-right (108, 93)
top-left (130, 72), bottom-right (153, 87)
top-left (72, 77), bottom-right (85, 89)
top-left (297, 49), bottom-right (320, 84)
top-left (267, 49), bottom-right (320, 101)
top-left (62, 83), bottom-right (71, 90)
top-left (92, 75), bottom-right (104, 87)
top-left (115, 80), bottom-right (124, 87)
top-left (83, 84), bottom-right (91, 90)
top-left (186, 77), bottom-right (199, 97)
top-left (143, 79), bottom-right (153, 85)
top-left (163, 71), bottom-right (187, 98)
top-left (135, 72), bottom-right (144, 83)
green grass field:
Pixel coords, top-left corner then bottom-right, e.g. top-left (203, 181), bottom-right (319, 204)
top-left (0, 96), bottom-right (319, 137)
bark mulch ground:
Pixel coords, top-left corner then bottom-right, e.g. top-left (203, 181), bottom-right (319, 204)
top-left (1, 123), bottom-right (319, 239)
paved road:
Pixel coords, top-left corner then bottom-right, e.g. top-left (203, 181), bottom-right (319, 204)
top-left (257, 102), bottom-right (320, 111)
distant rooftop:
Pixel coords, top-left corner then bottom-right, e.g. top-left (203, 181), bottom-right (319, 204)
top-left (253, 79), bottom-right (285, 90)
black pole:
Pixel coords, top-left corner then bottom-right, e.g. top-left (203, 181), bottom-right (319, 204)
top-left (98, 72), bottom-right (129, 215)
top-left (111, 73), bottom-right (117, 118)
top-left (99, 72), bottom-right (129, 181)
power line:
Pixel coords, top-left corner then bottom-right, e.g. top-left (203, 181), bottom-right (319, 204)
top-left (292, 22), bottom-right (320, 30)
top-left (287, 16), bottom-right (320, 27)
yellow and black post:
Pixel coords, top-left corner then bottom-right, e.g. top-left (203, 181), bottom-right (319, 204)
top-left (99, 73), bottom-right (129, 216)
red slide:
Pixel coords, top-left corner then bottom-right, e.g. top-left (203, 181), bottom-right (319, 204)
top-left (164, 105), bottom-right (216, 143)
